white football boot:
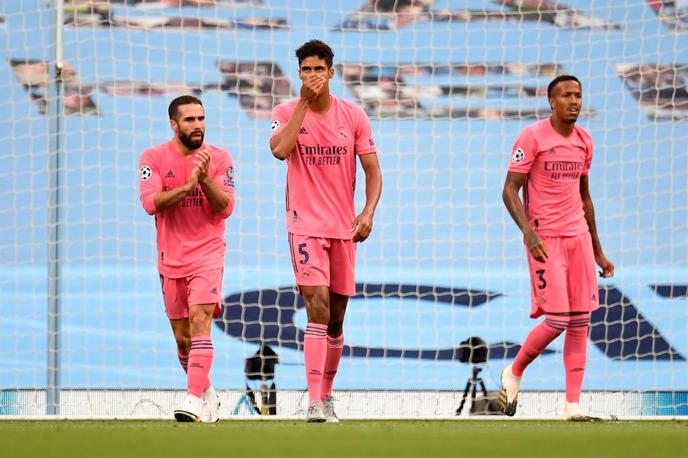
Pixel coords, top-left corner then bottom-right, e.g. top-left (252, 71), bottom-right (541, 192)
top-left (174, 394), bottom-right (202, 422)
top-left (562, 402), bottom-right (601, 422)
top-left (305, 401), bottom-right (326, 423)
top-left (321, 395), bottom-right (340, 423)
top-left (201, 388), bottom-right (221, 423)
top-left (498, 364), bottom-right (521, 417)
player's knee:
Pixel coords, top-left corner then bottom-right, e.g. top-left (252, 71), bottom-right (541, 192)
top-left (306, 300), bottom-right (330, 324)
top-left (188, 309), bottom-right (212, 333)
top-left (175, 336), bottom-right (191, 355)
top-left (328, 318), bottom-right (344, 336)
top-left (302, 291), bottom-right (330, 323)
top-left (311, 305), bottom-right (330, 324)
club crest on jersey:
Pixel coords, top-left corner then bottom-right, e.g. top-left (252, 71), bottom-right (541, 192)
top-left (337, 125), bottom-right (348, 139)
top-left (511, 148), bottom-right (525, 163)
top-left (271, 120), bottom-right (280, 131)
top-left (140, 165), bottom-right (152, 181)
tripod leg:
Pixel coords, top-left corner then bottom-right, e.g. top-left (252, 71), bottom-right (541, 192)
top-left (268, 382), bottom-right (277, 415)
top-left (479, 380), bottom-right (487, 397)
top-left (456, 379), bottom-right (472, 415)
top-left (470, 379), bottom-right (479, 402)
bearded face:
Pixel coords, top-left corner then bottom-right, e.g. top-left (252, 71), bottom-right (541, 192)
top-left (178, 127), bottom-right (204, 150)
top-left (171, 103), bottom-right (205, 151)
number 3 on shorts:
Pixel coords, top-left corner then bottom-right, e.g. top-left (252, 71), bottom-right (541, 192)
top-left (535, 269), bottom-right (546, 289)
top-left (298, 243), bottom-right (309, 265)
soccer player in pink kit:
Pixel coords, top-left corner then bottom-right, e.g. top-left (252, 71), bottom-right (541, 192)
top-left (270, 40), bottom-right (382, 423)
top-left (499, 76), bottom-right (614, 420)
top-left (138, 95), bottom-right (235, 422)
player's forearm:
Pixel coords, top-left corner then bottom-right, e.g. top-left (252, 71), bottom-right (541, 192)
top-left (362, 166), bottom-right (382, 216)
top-left (270, 100), bottom-right (309, 160)
top-left (153, 183), bottom-right (194, 212)
top-left (502, 187), bottom-right (535, 237)
top-left (582, 195), bottom-right (604, 256)
top-left (200, 177), bottom-right (231, 214)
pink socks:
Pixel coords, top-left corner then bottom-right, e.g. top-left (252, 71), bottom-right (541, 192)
top-left (304, 323), bottom-right (328, 404)
top-left (512, 314), bottom-right (590, 374)
top-left (187, 336), bottom-right (213, 398)
top-left (177, 350), bottom-right (189, 372)
top-left (512, 317), bottom-right (566, 377)
top-left (564, 317), bottom-right (589, 403)
top-left (320, 333), bottom-right (344, 400)
top-left (511, 313), bottom-right (590, 403)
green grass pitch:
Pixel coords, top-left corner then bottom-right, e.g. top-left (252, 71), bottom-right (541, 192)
top-left (2, 420), bottom-right (686, 458)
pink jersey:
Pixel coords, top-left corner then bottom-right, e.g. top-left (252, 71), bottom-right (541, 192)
top-left (270, 96), bottom-right (376, 239)
top-left (508, 117), bottom-right (593, 237)
top-left (138, 140), bottom-right (235, 278)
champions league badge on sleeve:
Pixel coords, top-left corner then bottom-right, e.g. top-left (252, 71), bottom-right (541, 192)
top-left (271, 120), bottom-right (280, 131)
top-left (225, 166), bottom-right (235, 187)
top-left (511, 148), bottom-right (525, 163)
top-left (139, 165), bottom-right (152, 181)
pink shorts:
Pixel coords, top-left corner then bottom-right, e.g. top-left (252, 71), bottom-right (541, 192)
top-left (527, 233), bottom-right (599, 318)
top-left (288, 233), bottom-right (356, 296)
top-left (159, 269), bottom-right (223, 320)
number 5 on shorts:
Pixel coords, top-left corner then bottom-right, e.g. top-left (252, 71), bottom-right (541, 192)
top-left (535, 269), bottom-right (546, 289)
top-left (298, 243), bottom-right (309, 265)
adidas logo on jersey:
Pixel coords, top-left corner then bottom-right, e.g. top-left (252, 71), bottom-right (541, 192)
top-left (165, 170), bottom-right (175, 178)
top-left (299, 127), bottom-right (309, 134)
top-left (210, 287), bottom-right (218, 295)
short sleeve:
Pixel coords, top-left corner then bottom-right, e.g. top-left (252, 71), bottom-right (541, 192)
top-left (582, 133), bottom-right (593, 176)
top-left (212, 148), bottom-right (236, 219)
top-left (138, 149), bottom-right (162, 215)
top-left (270, 104), bottom-right (288, 139)
top-left (507, 128), bottom-right (539, 174)
top-left (354, 106), bottom-right (376, 155)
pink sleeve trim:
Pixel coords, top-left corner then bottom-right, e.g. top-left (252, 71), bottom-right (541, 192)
top-left (142, 194), bottom-right (157, 215)
top-left (356, 148), bottom-right (377, 155)
top-left (217, 195), bottom-right (235, 219)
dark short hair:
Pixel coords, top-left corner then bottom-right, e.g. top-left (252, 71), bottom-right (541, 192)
top-left (547, 75), bottom-right (582, 99)
top-left (168, 95), bottom-right (203, 119)
top-left (295, 39), bottom-right (334, 68)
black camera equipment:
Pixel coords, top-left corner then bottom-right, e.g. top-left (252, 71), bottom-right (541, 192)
top-left (242, 344), bottom-right (278, 415)
top-left (455, 336), bottom-right (489, 415)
